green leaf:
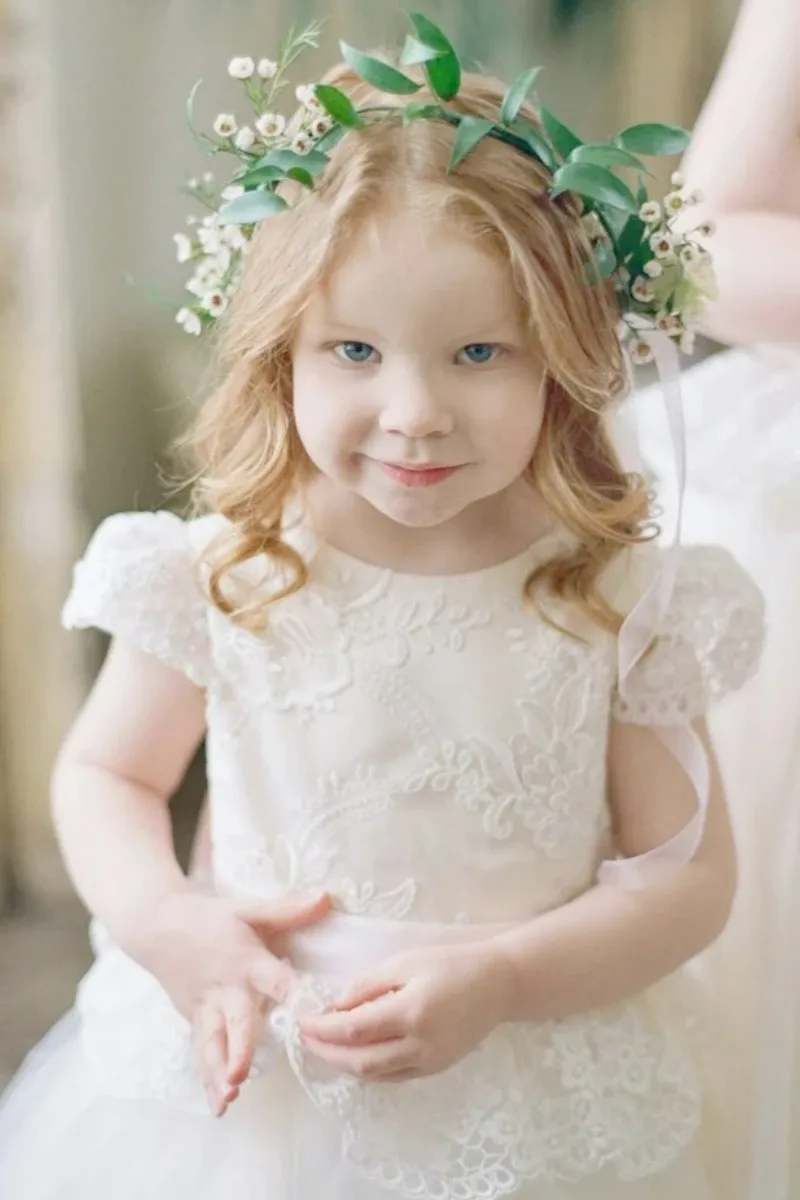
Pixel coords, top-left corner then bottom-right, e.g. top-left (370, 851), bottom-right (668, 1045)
top-left (595, 239), bottom-right (618, 280)
top-left (315, 124), bottom-right (347, 154)
top-left (314, 84), bottom-right (363, 127)
top-left (407, 12), bottom-right (461, 100)
top-left (506, 119), bottom-right (557, 171)
top-left (583, 239), bottom-right (618, 285)
top-left (570, 143), bottom-right (651, 174)
top-left (616, 214), bottom-right (647, 261)
top-left (286, 167), bottom-right (315, 189)
top-left (403, 101), bottom-right (448, 124)
top-left (400, 35), bottom-right (445, 67)
top-left (613, 122), bottom-right (690, 157)
top-left (339, 42), bottom-right (421, 94)
top-left (602, 206), bottom-right (633, 243)
top-left (448, 115), bottom-right (495, 171)
top-left (261, 148), bottom-right (329, 175)
top-left (426, 51), bottom-right (461, 100)
top-left (550, 162), bottom-right (638, 213)
top-left (539, 105), bottom-right (582, 161)
top-left (500, 66), bottom-right (543, 126)
top-left (236, 163), bottom-right (288, 188)
top-left (406, 12), bottom-right (451, 52)
top-left (217, 189), bottom-right (288, 226)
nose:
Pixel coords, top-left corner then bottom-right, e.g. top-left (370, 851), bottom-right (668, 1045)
top-left (379, 371), bottom-right (454, 438)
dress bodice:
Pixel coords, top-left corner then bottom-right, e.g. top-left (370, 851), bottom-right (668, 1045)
top-left (60, 509), bottom-right (764, 1200)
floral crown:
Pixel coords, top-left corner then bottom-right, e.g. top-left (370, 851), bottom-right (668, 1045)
top-left (173, 12), bottom-right (716, 366)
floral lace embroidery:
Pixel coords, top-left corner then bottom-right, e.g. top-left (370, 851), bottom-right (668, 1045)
top-left (341, 583), bottom-right (494, 663)
top-left (63, 512), bottom-right (211, 687)
top-left (271, 976), bottom-right (703, 1199)
top-left (613, 545), bottom-right (765, 725)
top-left (212, 570), bottom-right (495, 722)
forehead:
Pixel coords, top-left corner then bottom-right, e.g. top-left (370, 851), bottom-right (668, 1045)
top-left (308, 207), bottom-right (524, 334)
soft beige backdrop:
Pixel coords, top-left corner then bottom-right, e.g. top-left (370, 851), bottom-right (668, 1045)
top-left (0, 0), bottom-right (742, 911)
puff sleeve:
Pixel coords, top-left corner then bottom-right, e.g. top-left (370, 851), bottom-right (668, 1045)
top-left (62, 511), bottom-right (212, 688)
top-left (611, 544), bottom-right (765, 725)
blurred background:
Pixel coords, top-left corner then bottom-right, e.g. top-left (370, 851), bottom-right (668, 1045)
top-left (0, 0), bottom-right (741, 1085)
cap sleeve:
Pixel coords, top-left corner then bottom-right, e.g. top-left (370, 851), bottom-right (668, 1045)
top-left (612, 544), bottom-right (765, 726)
top-left (62, 511), bottom-right (211, 688)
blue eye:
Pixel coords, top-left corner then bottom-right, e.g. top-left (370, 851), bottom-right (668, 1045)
top-left (460, 343), bottom-right (499, 365)
top-left (335, 341), bottom-right (378, 364)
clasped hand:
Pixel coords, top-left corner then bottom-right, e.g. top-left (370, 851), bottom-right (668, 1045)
top-left (298, 941), bottom-right (510, 1083)
top-left (134, 890), bottom-right (510, 1115)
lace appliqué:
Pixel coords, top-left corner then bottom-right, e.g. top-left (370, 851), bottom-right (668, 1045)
top-left (62, 511), bottom-right (211, 687)
top-left (613, 545), bottom-right (765, 725)
top-left (394, 624), bottom-right (610, 864)
top-left (214, 823), bottom-right (418, 920)
top-left (211, 566), bottom-right (493, 722)
top-left (341, 578), bottom-right (494, 664)
top-left (271, 977), bottom-right (702, 1199)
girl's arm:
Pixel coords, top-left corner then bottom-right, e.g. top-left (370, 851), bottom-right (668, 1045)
top-left (54, 638), bottom-right (330, 1114)
top-left (492, 719), bottom-right (736, 1021)
top-left (681, 0), bottom-right (800, 344)
top-left (51, 637), bottom-right (207, 947)
top-left (189, 793), bottom-right (213, 883)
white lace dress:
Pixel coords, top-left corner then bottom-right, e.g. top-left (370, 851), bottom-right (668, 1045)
top-left (636, 346), bottom-right (800, 1200)
top-left (0, 511), bottom-right (764, 1200)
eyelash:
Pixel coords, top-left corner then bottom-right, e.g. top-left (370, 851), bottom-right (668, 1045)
top-left (457, 343), bottom-right (502, 365)
top-left (331, 342), bottom-right (504, 366)
top-left (333, 341), bottom-right (379, 365)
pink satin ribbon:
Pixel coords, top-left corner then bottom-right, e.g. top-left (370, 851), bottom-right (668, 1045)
top-left (598, 333), bottom-right (711, 888)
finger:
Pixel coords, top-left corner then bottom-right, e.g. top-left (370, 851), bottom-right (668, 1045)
top-left (247, 950), bottom-right (299, 1005)
top-left (236, 892), bottom-right (331, 934)
top-left (194, 1002), bottom-right (233, 1116)
top-left (299, 992), bottom-right (407, 1046)
top-left (222, 988), bottom-right (263, 1086)
top-left (333, 968), bottom-right (406, 1012)
top-left (300, 1034), bottom-right (419, 1080)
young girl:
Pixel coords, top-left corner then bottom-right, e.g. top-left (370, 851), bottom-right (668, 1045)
top-left (0, 16), bottom-right (764, 1200)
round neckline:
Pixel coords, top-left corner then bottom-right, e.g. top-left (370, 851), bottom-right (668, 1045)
top-left (309, 528), bottom-right (567, 586)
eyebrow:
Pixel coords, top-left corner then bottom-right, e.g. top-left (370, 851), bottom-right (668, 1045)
top-left (317, 318), bottom-right (522, 341)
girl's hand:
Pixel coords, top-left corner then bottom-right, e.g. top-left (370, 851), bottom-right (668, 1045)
top-left (298, 941), bottom-right (512, 1082)
top-left (193, 983), bottom-right (266, 1117)
top-left (127, 889), bottom-right (332, 1113)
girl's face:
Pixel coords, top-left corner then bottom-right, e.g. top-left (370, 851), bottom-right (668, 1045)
top-left (292, 208), bottom-right (546, 536)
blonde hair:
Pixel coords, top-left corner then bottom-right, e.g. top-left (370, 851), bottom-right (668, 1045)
top-left (186, 62), bottom-right (654, 633)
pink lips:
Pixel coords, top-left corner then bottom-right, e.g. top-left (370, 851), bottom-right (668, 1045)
top-left (379, 463), bottom-right (461, 488)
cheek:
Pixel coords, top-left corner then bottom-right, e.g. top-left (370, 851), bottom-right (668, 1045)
top-left (479, 387), bottom-right (545, 472)
top-left (292, 365), bottom-right (370, 468)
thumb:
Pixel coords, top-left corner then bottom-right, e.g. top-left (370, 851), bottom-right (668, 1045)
top-left (236, 891), bottom-right (332, 935)
top-left (247, 948), bottom-right (298, 1006)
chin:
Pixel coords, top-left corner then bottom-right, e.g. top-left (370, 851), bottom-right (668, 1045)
top-left (367, 492), bottom-right (472, 530)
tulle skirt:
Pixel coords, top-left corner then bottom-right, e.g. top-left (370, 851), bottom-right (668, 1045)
top-left (636, 345), bottom-right (800, 1200)
top-left (0, 913), bottom-right (719, 1200)
top-left (0, 1009), bottom-right (718, 1200)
